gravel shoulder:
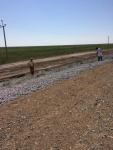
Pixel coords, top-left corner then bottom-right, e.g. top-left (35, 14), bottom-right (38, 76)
top-left (0, 54), bottom-right (113, 104)
top-left (0, 60), bottom-right (113, 149)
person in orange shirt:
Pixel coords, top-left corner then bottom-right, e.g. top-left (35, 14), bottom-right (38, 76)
top-left (28, 58), bottom-right (35, 75)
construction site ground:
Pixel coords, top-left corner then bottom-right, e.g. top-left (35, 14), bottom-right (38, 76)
top-left (0, 59), bottom-right (113, 149)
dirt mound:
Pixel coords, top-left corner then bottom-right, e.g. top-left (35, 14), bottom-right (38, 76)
top-left (0, 62), bottom-right (113, 150)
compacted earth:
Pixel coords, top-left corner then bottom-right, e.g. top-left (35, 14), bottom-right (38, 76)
top-left (0, 62), bottom-right (113, 150)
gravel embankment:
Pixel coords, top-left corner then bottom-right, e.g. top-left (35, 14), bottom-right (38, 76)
top-left (0, 55), bottom-right (113, 104)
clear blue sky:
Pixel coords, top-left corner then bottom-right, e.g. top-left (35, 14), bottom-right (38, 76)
top-left (0, 0), bottom-right (113, 46)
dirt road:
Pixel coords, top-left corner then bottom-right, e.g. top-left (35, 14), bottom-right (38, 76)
top-left (0, 51), bottom-right (95, 69)
top-left (0, 62), bottom-right (113, 149)
top-left (0, 50), bottom-right (113, 81)
top-left (0, 51), bottom-right (96, 81)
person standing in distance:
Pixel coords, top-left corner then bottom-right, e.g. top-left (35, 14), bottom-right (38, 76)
top-left (28, 58), bottom-right (35, 75)
top-left (96, 47), bottom-right (103, 61)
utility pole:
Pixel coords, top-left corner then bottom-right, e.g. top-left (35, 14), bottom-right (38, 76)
top-left (0, 19), bottom-right (8, 59)
top-left (108, 36), bottom-right (110, 49)
top-left (108, 36), bottom-right (109, 45)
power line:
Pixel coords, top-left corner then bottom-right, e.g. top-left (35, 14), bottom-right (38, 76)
top-left (0, 19), bottom-right (8, 59)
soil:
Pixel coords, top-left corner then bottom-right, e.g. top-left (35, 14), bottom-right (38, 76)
top-left (0, 62), bottom-right (113, 150)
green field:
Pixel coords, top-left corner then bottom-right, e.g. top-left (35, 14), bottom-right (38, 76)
top-left (0, 44), bottom-right (113, 65)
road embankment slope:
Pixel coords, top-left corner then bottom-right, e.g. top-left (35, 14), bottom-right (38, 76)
top-left (0, 62), bottom-right (113, 149)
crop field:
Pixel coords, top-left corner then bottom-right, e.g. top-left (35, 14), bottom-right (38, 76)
top-left (0, 44), bottom-right (113, 64)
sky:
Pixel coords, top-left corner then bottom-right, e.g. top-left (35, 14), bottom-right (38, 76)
top-left (0, 0), bottom-right (113, 46)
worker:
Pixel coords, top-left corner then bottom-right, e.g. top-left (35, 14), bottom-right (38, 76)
top-left (96, 47), bottom-right (103, 61)
top-left (28, 58), bottom-right (35, 75)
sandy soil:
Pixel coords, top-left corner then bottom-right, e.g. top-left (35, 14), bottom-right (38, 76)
top-left (0, 62), bottom-right (113, 150)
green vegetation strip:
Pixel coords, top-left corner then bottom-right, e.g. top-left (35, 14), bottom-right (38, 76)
top-left (0, 44), bottom-right (113, 65)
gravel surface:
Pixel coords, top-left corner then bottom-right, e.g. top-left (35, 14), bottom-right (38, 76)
top-left (0, 55), bottom-right (113, 104)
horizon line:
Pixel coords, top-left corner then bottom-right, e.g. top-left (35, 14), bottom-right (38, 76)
top-left (0, 43), bottom-right (112, 48)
